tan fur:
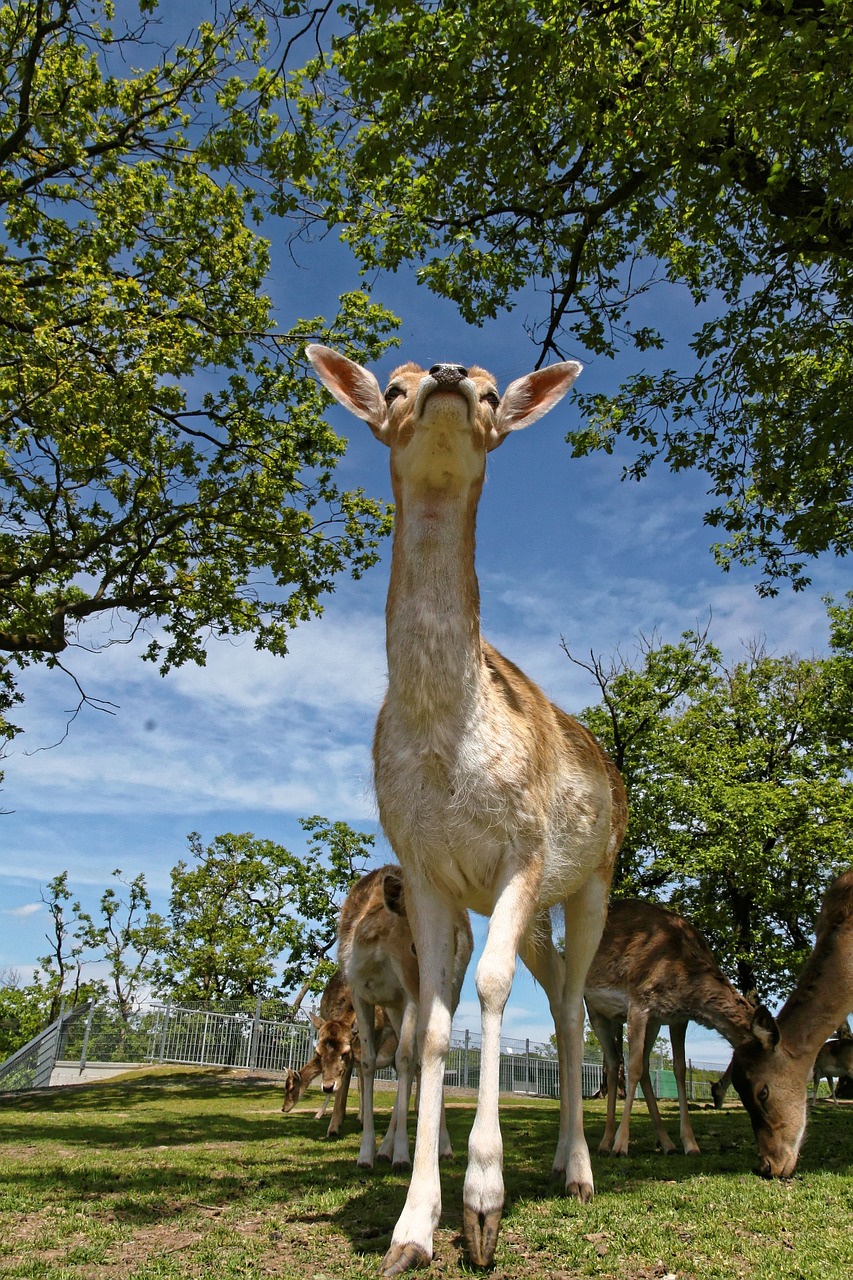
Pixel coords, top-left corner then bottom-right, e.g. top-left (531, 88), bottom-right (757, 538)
top-left (337, 865), bottom-right (473, 1171)
top-left (307, 347), bottom-right (626, 1274)
top-left (812, 1036), bottom-right (853, 1103)
top-left (281, 969), bottom-right (394, 1138)
top-left (731, 869), bottom-right (853, 1176)
top-left (585, 899), bottom-right (754, 1156)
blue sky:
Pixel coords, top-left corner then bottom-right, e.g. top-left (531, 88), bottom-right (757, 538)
top-left (1, 16), bottom-right (849, 1068)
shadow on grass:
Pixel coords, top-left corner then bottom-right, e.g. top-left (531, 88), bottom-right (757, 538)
top-left (2, 1071), bottom-right (851, 1249)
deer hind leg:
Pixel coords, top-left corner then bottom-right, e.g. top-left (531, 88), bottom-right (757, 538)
top-left (382, 888), bottom-right (457, 1278)
top-left (551, 873), bottom-right (610, 1195)
top-left (326, 1057), bottom-right (353, 1138)
top-left (669, 1018), bottom-right (700, 1155)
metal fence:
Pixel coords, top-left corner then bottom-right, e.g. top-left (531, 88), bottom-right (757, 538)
top-left (0, 998), bottom-right (727, 1101)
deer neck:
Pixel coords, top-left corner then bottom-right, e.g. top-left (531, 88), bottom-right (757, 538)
top-left (665, 969), bottom-right (754, 1048)
top-left (385, 483), bottom-right (484, 723)
top-left (776, 933), bottom-right (852, 1064)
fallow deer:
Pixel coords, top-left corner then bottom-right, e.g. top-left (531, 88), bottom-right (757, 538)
top-left (307, 346), bottom-right (626, 1274)
top-left (731, 868), bottom-right (853, 1177)
top-left (282, 968), bottom-right (400, 1140)
top-left (584, 899), bottom-right (755, 1156)
top-left (338, 864), bottom-right (473, 1172)
top-left (282, 968), bottom-right (354, 1130)
top-left (812, 1037), bottom-right (853, 1103)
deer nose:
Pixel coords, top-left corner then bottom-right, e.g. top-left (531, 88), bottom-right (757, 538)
top-left (429, 363), bottom-right (468, 385)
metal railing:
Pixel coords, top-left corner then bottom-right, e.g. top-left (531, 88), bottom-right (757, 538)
top-left (0, 998), bottom-right (729, 1100)
top-left (0, 1002), bottom-right (93, 1092)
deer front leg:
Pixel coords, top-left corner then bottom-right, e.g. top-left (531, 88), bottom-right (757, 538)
top-left (611, 1007), bottom-right (653, 1156)
top-left (463, 862), bottom-right (543, 1266)
top-left (379, 1001), bottom-right (418, 1169)
top-left (351, 997), bottom-right (379, 1168)
top-left (636, 1020), bottom-right (677, 1155)
top-left (670, 1019), bottom-right (700, 1155)
top-left (381, 890), bottom-right (456, 1278)
top-left (585, 1009), bottom-right (622, 1155)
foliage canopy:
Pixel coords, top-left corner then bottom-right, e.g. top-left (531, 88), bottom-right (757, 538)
top-left (150, 819), bottom-right (374, 1004)
top-left (292, 0), bottom-right (853, 592)
top-left (573, 595), bottom-right (853, 1000)
top-left (0, 0), bottom-right (397, 753)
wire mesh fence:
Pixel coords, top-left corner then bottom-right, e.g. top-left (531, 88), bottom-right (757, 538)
top-left (0, 998), bottom-right (728, 1101)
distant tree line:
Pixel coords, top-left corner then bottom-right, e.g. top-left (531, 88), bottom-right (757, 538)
top-left (4, 600), bottom-right (850, 1062)
top-left (0, 817), bottom-right (373, 1058)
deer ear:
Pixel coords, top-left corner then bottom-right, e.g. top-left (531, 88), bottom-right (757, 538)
top-left (382, 869), bottom-right (406, 918)
top-left (309, 1010), bottom-right (324, 1030)
top-left (306, 345), bottom-right (389, 442)
top-left (488, 361), bottom-right (582, 450)
top-left (751, 1004), bottom-right (781, 1051)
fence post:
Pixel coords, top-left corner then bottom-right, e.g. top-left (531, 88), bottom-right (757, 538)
top-left (463, 1029), bottom-right (470, 1089)
top-left (157, 1001), bottom-right (171, 1063)
top-left (525, 1038), bottom-right (530, 1095)
top-left (248, 995), bottom-right (262, 1072)
top-left (79, 1002), bottom-right (96, 1075)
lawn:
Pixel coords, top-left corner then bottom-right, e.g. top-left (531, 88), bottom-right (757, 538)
top-left (1, 1067), bottom-right (851, 1279)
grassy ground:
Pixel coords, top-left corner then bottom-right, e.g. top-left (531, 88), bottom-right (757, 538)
top-left (1, 1067), bottom-right (851, 1280)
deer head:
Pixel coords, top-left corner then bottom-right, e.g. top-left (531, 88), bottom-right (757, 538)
top-left (730, 1005), bottom-right (809, 1178)
top-left (306, 347), bottom-right (581, 500)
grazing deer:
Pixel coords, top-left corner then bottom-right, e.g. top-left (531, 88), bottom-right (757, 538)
top-left (585, 899), bottom-right (755, 1156)
top-left (812, 1037), bottom-right (853, 1103)
top-left (282, 969), bottom-right (354, 1130)
top-left (308, 346), bottom-right (626, 1274)
top-left (731, 869), bottom-right (853, 1177)
top-left (338, 864), bottom-right (473, 1172)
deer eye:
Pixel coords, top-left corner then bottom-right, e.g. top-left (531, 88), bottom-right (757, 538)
top-left (757, 1084), bottom-right (770, 1105)
top-left (481, 389), bottom-right (499, 409)
top-left (384, 384), bottom-right (405, 404)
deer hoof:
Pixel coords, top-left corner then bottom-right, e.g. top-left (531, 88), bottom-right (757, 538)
top-left (566, 1179), bottom-right (594, 1204)
top-left (463, 1206), bottom-right (502, 1267)
top-left (380, 1242), bottom-right (431, 1276)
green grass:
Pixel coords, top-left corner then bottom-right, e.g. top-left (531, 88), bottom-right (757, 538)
top-left (1, 1067), bottom-right (851, 1279)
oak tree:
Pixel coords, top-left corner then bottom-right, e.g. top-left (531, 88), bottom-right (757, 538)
top-left (0, 1), bottom-right (397, 757)
top-left (292, 0), bottom-right (853, 592)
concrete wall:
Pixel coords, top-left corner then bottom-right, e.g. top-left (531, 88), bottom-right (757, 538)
top-left (49, 1060), bottom-right (146, 1086)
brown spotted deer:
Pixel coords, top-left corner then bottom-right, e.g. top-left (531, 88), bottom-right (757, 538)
top-left (731, 868), bottom-right (853, 1176)
top-left (585, 899), bottom-right (755, 1156)
top-left (812, 1036), bottom-right (853, 1103)
top-left (307, 347), bottom-right (626, 1275)
top-left (338, 864), bottom-right (473, 1172)
top-left (282, 969), bottom-right (354, 1131)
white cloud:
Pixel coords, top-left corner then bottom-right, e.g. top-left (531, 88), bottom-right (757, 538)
top-left (2, 902), bottom-right (43, 918)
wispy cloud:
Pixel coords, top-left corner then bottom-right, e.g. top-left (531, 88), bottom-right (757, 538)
top-left (3, 903), bottom-right (43, 918)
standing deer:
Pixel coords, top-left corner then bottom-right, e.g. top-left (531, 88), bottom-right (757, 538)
top-left (307, 346), bottom-right (626, 1274)
top-left (731, 869), bottom-right (853, 1176)
top-left (584, 899), bottom-right (755, 1156)
top-left (338, 865), bottom-right (472, 1171)
top-left (812, 1037), bottom-right (853, 1103)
